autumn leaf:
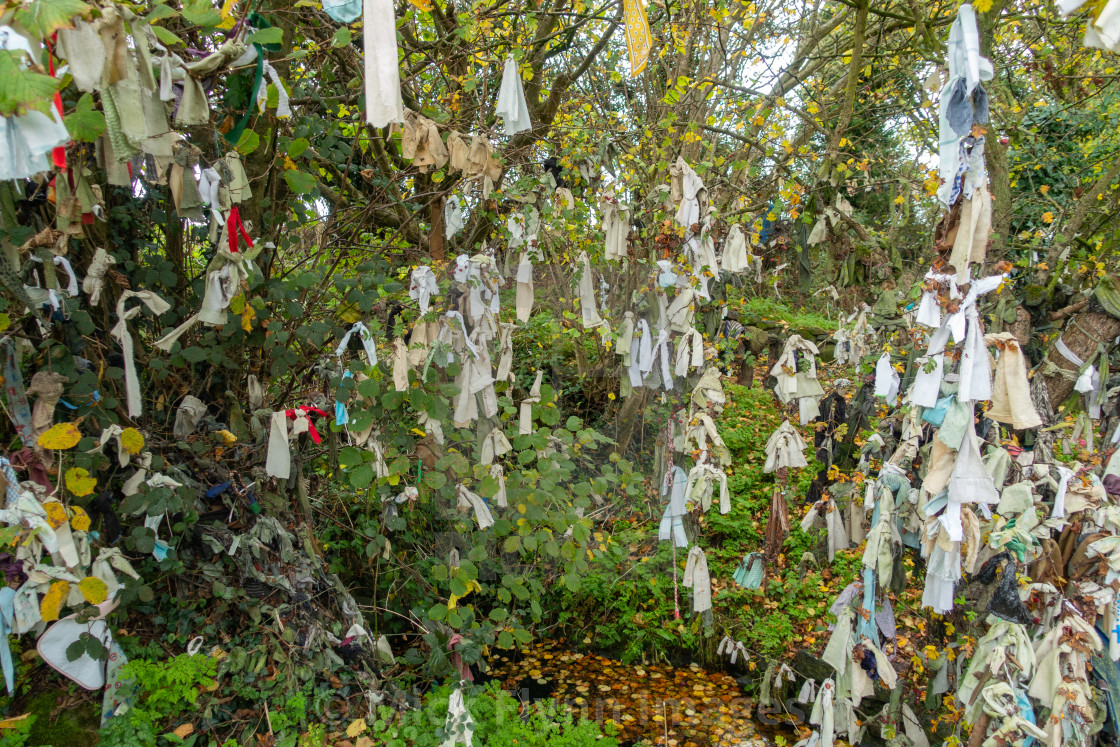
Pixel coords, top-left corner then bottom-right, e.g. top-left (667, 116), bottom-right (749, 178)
top-left (78, 576), bottom-right (108, 604)
top-left (64, 466), bottom-right (97, 497)
top-left (345, 719), bottom-right (367, 738)
top-left (44, 502), bottom-right (68, 529)
top-left (0, 50), bottom-right (62, 117)
top-left (70, 505), bottom-right (91, 532)
top-left (38, 422), bottom-right (82, 450)
top-left (15, 0), bottom-right (93, 39)
top-left (120, 427), bottom-right (145, 455)
top-left (40, 580), bottom-right (69, 622)
top-left (1041, 211), bottom-right (1054, 224)
top-left (973, 0), bottom-right (993, 11)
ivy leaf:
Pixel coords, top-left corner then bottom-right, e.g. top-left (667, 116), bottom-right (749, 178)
top-left (284, 170), bottom-right (317, 195)
top-left (16, 0), bottom-right (93, 39)
top-left (246, 27), bottom-right (283, 46)
top-left (64, 92), bottom-right (105, 142)
top-left (0, 51), bottom-right (62, 117)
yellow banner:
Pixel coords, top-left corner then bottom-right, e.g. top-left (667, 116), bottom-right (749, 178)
top-left (623, 0), bottom-right (652, 77)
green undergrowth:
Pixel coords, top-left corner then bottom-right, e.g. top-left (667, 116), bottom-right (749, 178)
top-left (557, 383), bottom-right (864, 672)
top-left (734, 295), bottom-right (839, 332)
top-left (367, 681), bottom-right (620, 746)
top-left (20, 690), bottom-right (98, 747)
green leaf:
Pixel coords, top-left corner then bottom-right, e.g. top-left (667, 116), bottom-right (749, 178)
top-left (246, 27), bottom-right (284, 46)
top-left (349, 463), bottom-right (375, 489)
top-left (502, 536), bottom-right (520, 553)
top-left (145, 3), bottom-right (179, 22)
top-left (428, 604), bottom-right (446, 622)
top-left (288, 137), bottom-right (310, 159)
top-left (0, 51), bottom-right (62, 117)
top-left (235, 129), bottom-right (260, 157)
top-left (16, 0), bottom-right (92, 38)
top-left (151, 25), bottom-right (185, 46)
top-left (332, 26), bottom-right (351, 48)
top-left (66, 638), bottom-right (86, 662)
top-left (180, 347), bottom-right (208, 363)
top-left (423, 471), bottom-right (447, 490)
top-left (182, 0), bottom-right (222, 27)
top-left (284, 170), bottom-right (317, 195)
top-left (497, 630), bottom-right (515, 648)
top-left (563, 573), bottom-right (580, 593)
top-left (446, 609), bottom-right (463, 629)
top-left (488, 608), bottom-right (508, 623)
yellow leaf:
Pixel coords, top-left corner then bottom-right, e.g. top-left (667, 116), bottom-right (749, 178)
top-left (241, 305), bottom-right (256, 332)
top-left (70, 505), bottom-right (91, 532)
top-left (79, 576), bottom-right (108, 604)
top-left (64, 467), bottom-right (97, 497)
top-left (1041, 211), bottom-right (1054, 224)
top-left (973, 0), bottom-right (992, 11)
top-left (40, 581), bottom-right (68, 622)
top-left (216, 430), bottom-right (237, 446)
top-left (38, 422), bottom-right (82, 450)
top-left (120, 428), bottom-right (145, 455)
top-left (44, 502), bottom-right (68, 529)
top-left (346, 719), bottom-right (368, 738)
top-left (173, 724), bottom-right (195, 739)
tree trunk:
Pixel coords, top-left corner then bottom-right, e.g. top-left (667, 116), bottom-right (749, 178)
top-left (615, 388), bottom-right (651, 454)
top-left (429, 198), bottom-right (445, 261)
top-left (1041, 310), bottom-right (1120, 408)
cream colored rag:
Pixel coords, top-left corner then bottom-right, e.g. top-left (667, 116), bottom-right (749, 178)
top-left (520, 370), bottom-right (543, 435)
top-left (111, 291), bottom-right (171, 418)
top-left (363, 0), bottom-right (405, 128)
top-left (456, 484), bottom-right (494, 529)
top-left (984, 332), bottom-right (1042, 429)
top-left (576, 251), bottom-right (603, 328)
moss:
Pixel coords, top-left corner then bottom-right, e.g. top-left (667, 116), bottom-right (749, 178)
top-left (24, 690), bottom-right (100, 747)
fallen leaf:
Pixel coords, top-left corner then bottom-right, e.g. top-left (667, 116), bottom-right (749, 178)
top-left (79, 576), bottom-right (109, 604)
top-left (172, 723), bottom-right (194, 738)
top-left (345, 719), bottom-right (367, 738)
top-left (64, 467), bottom-right (97, 497)
top-left (119, 427), bottom-right (145, 454)
top-left (38, 422), bottom-right (82, 450)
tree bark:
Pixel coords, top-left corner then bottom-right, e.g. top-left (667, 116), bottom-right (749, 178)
top-left (615, 388), bottom-right (651, 455)
top-left (1041, 310), bottom-right (1120, 408)
top-left (429, 198), bottom-right (445, 261)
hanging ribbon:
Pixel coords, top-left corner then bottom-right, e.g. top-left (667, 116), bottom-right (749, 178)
top-left (1, 341), bottom-right (34, 445)
top-left (286, 406), bottom-right (328, 443)
top-left (111, 291), bottom-right (172, 418)
top-left (227, 206), bottom-right (253, 253)
top-left (223, 43), bottom-right (264, 145)
top-left (622, 0), bottom-right (652, 77)
top-left (335, 321), bottom-right (379, 368)
top-left (45, 35), bottom-right (68, 169)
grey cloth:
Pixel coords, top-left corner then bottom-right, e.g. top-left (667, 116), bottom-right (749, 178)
top-left (173, 395), bottom-right (207, 439)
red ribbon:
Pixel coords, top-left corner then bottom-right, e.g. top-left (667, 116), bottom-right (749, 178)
top-left (285, 406), bottom-right (328, 444)
top-left (45, 35), bottom-right (68, 169)
top-left (227, 206), bottom-right (254, 254)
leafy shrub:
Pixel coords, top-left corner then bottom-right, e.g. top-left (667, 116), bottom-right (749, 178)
top-left (366, 681), bottom-right (620, 746)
